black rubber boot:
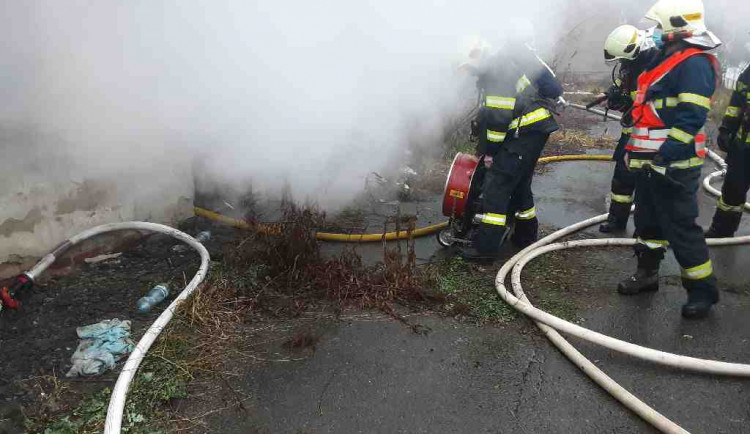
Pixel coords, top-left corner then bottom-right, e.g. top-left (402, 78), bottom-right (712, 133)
top-left (459, 225), bottom-right (507, 264)
top-left (511, 218), bottom-right (538, 248)
top-left (705, 208), bottom-right (742, 238)
top-left (681, 278), bottom-right (719, 320)
top-left (599, 201), bottom-right (630, 233)
top-left (599, 219), bottom-right (627, 233)
top-left (458, 246), bottom-right (499, 264)
top-left (617, 247), bottom-right (664, 295)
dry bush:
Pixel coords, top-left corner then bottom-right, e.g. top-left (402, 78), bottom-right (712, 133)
top-left (186, 204), bottom-right (430, 325)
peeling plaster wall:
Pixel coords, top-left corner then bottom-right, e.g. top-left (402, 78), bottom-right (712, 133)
top-left (0, 153), bottom-right (194, 264)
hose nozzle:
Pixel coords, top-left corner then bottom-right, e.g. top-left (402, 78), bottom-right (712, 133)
top-left (0, 274), bottom-right (33, 310)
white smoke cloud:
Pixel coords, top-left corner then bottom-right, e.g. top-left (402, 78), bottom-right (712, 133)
top-left (0, 0), bottom-right (747, 214)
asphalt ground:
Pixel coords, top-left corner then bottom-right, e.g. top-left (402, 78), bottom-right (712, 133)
top-left (186, 153), bottom-right (750, 433)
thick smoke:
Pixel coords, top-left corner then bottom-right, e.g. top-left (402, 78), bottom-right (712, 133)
top-left (0, 0), bottom-right (748, 214)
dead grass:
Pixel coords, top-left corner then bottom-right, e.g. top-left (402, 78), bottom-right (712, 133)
top-left (547, 129), bottom-right (616, 152)
top-left (217, 205), bottom-right (427, 315)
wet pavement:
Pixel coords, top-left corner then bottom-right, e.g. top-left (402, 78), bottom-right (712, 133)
top-left (207, 315), bottom-right (655, 434)
top-left (319, 196), bottom-right (447, 266)
top-left (206, 153), bottom-right (750, 433)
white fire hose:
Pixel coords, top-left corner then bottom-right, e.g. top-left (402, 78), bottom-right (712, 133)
top-left (15, 99), bottom-right (749, 432)
top-left (9, 222), bottom-right (210, 434)
top-left (704, 149), bottom-right (750, 211)
top-left (497, 103), bottom-right (750, 433)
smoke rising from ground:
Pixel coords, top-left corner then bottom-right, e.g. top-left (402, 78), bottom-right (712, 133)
top-left (1, 0), bottom-right (748, 214)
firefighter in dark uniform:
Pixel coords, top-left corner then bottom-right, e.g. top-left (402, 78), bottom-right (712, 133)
top-left (705, 64), bottom-right (750, 237)
top-left (459, 40), bottom-right (563, 261)
top-left (598, 25), bottom-right (659, 233)
top-left (618, 0), bottom-right (722, 319)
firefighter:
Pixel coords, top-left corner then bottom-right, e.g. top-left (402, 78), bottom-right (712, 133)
top-left (704, 62), bottom-right (750, 237)
top-left (458, 37), bottom-right (563, 261)
top-left (618, 0), bottom-right (722, 319)
top-left (598, 25), bottom-right (659, 233)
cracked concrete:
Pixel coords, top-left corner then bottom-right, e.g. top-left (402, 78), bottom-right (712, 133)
top-left (0, 208), bottom-right (43, 237)
top-left (195, 315), bottom-right (656, 433)
top-left (54, 180), bottom-right (111, 216)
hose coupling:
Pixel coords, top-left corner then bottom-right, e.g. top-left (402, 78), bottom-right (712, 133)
top-left (0, 274), bottom-right (34, 311)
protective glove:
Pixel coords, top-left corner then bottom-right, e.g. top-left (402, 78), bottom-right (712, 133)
top-left (717, 128), bottom-right (731, 152)
top-left (605, 85), bottom-right (630, 112)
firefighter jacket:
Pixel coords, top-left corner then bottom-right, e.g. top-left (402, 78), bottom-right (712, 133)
top-left (626, 42), bottom-right (720, 170)
top-left (475, 49), bottom-right (562, 156)
top-left (721, 64), bottom-right (750, 146)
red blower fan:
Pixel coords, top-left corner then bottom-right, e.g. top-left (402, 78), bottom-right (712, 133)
top-left (437, 153), bottom-right (484, 247)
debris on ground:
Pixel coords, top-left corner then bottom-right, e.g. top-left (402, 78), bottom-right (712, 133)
top-left (135, 283), bottom-right (170, 312)
top-left (0, 229), bottom-right (208, 429)
top-left (66, 319), bottom-right (135, 378)
top-left (83, 253), bottom-right (122, 264)
top-left (366, 166), bottom-right (420, 202)
top-left (172, 230), bottom-right (211, 252)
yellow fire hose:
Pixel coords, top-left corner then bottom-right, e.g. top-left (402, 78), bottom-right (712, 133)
top-left (194, 153), bottom-right (613, 242)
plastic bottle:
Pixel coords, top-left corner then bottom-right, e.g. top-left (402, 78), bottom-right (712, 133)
top-left (136, 284), bottom-right (170, 312)
top-left (172, 230), bottom-right (210, 252)
top-left (195, 231), bottom-right (211, 243)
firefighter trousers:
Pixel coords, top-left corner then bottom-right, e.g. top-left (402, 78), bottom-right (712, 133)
top-left (476, 132), bottom-right (548, 254)
top-left (633, 165), bottom-right (716, 294)
top-left (710, 144), bottom-right (750, 235)
top-left (607, 134), bottom-right (636, 225)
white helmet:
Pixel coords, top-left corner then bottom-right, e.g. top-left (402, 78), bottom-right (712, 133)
top-left (604, 25), bottom-right (648, 62)
top-left (458, 36), bottom-right (493, 72)
top-left (645, 0), bottom-right (706, 35)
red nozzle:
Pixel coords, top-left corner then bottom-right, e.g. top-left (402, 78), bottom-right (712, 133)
top-left (1, 287), bottom-right (19, 309)
top-left (1, 275), bottom-right (32, 310)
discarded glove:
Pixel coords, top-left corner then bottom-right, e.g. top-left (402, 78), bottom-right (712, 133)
top-left (66, 318), bottom-right (135, 377)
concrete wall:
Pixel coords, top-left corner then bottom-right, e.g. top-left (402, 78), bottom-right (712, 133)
top-left (0, 130), bottom-right (194, 270)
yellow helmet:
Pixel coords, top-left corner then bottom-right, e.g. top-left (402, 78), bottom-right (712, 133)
top-left (604, 25), bottom-right (648, 62)
top-left (645, 0), bottom-right (706, 35)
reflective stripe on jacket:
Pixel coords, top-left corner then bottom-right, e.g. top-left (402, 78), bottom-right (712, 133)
top-left (721, 64), bottom-right (750, 145)
top-left (476, 50), bottom-right (561, 154)
top-left (625, 47), bottom-right (720, 166)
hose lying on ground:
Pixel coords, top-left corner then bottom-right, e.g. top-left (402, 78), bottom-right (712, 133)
top-left (194, 154), bottom-right (613, 243)
top-left (194, 205), bottom-right (449, 242)
top-left (130, 106), bottom-right (742, 432)
top-left (22, 113), bottom-right (739, 433)
top-left (193, 147), bottom-right (747, 433)
top-left (4, 153), bottom-right (613, 433)
top-left (704, 149), bottom-right (750, 211)
top-left (103, 224), bottom-right (210, 434)
top-left (496, 214), bottom-right (750, 432)
top-left (496, 105), bottom-right (750, 433)
top-left (10, 223), bottom-right (211, 434)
